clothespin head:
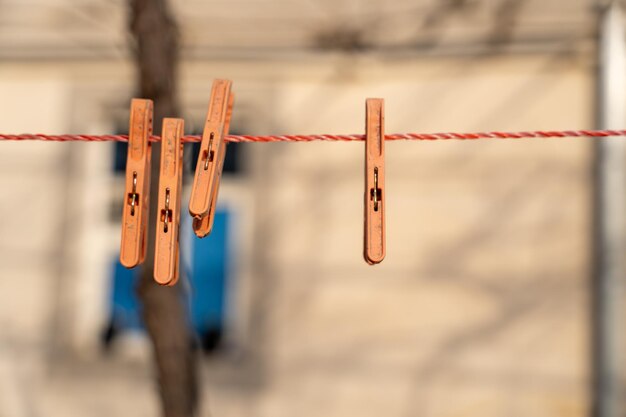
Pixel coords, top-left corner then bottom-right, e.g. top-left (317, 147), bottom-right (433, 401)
top-left (364, 98), bottom-right (386, 265)
top-left (190, 79), bottom-right (234, 238)
top-left (120, 99), bottom-right (153, 268)
top-left (154, 118), bottom-right (184, 286)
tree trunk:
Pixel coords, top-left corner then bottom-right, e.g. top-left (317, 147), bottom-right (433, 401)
top-left (128, 1), bottom-right (199, 416)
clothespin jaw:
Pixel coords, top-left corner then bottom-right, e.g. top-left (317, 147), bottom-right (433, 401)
top-left (189, 79), bottom-right (234, 238)
top-left (154, 118), bottom-right (184, 286)
top-left (364, 98), bottom-right (386, 265)
top-left (120, 99), bottom-right (153, 268)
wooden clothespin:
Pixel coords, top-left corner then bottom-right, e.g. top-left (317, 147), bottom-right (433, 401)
top-left (154, 118), bottom-right (184, 286)
top-left (189, 79), bottom-right (234, 238)
top-left (120, 99), bottom-right (153, 268)
top-left (364, 98), bottom-right (385, 265)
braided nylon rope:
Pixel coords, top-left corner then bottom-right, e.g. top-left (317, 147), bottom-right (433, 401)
top-left (1, 130), bottom-right (626, 143)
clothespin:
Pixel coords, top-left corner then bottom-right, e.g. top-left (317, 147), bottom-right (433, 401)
top-left (364, 98), bottom-right (385, 265)
top-left (120, 99), bottom-right (153, 268)
top-left (154, 118), bottom-right (184, 286)
top-left (189, 79), bottom-right (234, 237)
top-left (192, 92), bottom-right (234, 237)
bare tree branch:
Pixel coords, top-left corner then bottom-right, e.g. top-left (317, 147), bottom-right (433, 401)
top-left (128, 1), bottom-right (199, 416)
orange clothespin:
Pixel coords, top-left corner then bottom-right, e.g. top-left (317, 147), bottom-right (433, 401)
top-left (364, 98), bottom-right (385, 265)
top-left (193, 92), bottom-right (234, 237)
top-left (120, 99), bottom-right (153, 268)
top-left (189, 79), bottom-right (234, 237)
top-left (154, 118), bottom-right (184, 286)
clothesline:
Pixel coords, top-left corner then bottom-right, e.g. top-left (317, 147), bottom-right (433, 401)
top-left (1, 130), bottom-right (626, 143)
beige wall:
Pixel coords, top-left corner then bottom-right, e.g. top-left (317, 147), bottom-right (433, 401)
top-left (0, 47), bottom-right (597, 417)
top-left (243, 54), bottom-right (594, 417)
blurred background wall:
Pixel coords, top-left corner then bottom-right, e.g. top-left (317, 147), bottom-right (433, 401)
top-left (0, 0), bottom-right (616, 416)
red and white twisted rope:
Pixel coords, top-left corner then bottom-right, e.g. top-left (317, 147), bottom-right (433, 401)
top-left (1, 130), bottom-right (626, 143)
